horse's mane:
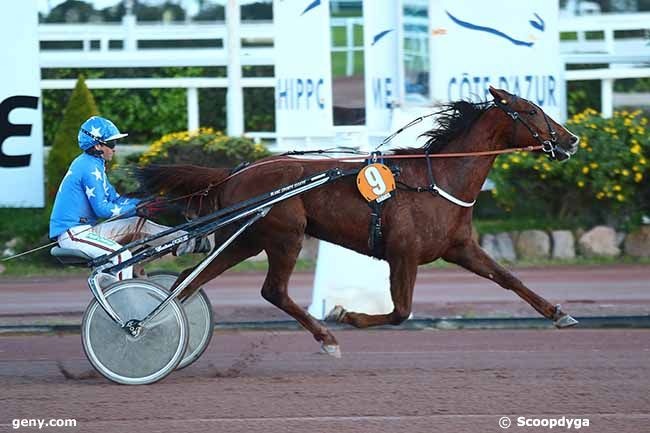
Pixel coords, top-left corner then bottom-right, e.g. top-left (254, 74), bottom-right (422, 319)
top-left (393, 100), bottom-right (492, 155)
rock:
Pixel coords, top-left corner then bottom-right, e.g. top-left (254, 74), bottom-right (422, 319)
top-left (515, 230), bottom-right (550, 259)
top-left (495, 232), bottom-right (516, 261)
top-left (578, 226), bottom-right (620, 257)
top-left (624, 226), bottom-right (650, 257)
top-left (480, 234), bottom-right (501, 260)
top-left (5, 238), bottom-right (18, 248)
top-left (574, 228), bottom-right (585, 242)
top-left (551, 230), bottom-right (575, 259)
top-left (0, 263), bottom-right (5, 274)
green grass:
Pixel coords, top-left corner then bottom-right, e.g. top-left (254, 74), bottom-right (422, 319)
top-left (473, 217), bottom-right (586, 235)
top-left (0, 208), bottom-right (50, 247)
top-left (3, 254), bottom-right (649, 279)
top-left (1, 257), bottom-right (88, 277)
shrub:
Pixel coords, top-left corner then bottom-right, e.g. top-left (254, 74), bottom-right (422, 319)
top-left (42, 68), bottom-right (276, 145)
top-left (46, 76), bottom-right (99, 204)
top-left (489, 108), bottom-right (649, 228)
top-left (139, 127), bottom-right (271, 167)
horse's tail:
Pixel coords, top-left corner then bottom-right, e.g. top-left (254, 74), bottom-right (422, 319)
top-left (135, 164), bottom-right (232, 200)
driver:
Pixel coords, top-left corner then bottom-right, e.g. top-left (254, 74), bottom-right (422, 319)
top-left (49, 116), bottom-right (210, 282)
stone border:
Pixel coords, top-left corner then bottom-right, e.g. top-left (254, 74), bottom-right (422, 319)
top-left (480, 225), bottom-right (650, 262)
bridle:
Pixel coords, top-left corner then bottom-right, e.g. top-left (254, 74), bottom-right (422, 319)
top-left (493, 95), bottom-right (571, 161)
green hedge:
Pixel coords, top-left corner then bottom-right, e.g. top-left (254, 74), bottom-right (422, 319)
top-left (489, 108), bottom-right (649, 229)
top-left (139, 127), bottom-right (271, 167)
top-left (46, 76), bottom-right (99, 204)
top-left (41, 67), bottom-right (275, 145)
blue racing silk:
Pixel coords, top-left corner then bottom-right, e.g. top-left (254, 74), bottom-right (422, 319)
top-left (49, 153), bottom-right (140, 238)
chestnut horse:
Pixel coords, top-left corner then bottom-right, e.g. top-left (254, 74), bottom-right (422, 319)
top-left (138, 87), bottom-right (580, 357)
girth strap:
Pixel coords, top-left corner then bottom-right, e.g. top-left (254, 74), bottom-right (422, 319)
top-left (368, 200), bottom-right (384, 258)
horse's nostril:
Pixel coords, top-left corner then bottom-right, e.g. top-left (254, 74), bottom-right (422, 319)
top-left (570, 135), bottom-right (579, 145)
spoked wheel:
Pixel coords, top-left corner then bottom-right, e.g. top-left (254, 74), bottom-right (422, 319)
top-left (81, 280), bottom-right (188, 385)
top-left (148, 271), bottom-right (214, 370)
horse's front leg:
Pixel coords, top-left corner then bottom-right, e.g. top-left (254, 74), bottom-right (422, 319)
top-left (442, 239), bottom-right (578, 328)
top-left (327, 257), bottom-right (418, 328)
top-left (262, 238), bottom-right (343, 358)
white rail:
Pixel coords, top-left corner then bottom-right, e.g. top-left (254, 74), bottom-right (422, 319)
top-left (38, 13), bottom-right (650, 137)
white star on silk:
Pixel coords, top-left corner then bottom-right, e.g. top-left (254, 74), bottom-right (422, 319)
top-left (110, 205), bottom-right (123, 217)
top-left (90, 126), bottom-right (102, 138)
top-left (85, 186), bottom-right (95, 199)
top-left (59, 170), bottom-right (73, 192)
top-left (92, 167), bottom-right (103, 181)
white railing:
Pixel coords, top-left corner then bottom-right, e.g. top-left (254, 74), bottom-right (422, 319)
top-left (38, 12), bottom-right (650, 139)
top-left (559, 12), bottom-right (650, 117)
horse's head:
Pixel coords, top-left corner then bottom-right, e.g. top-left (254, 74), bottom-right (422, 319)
top-left (489, 86), bottom-right (579, 161)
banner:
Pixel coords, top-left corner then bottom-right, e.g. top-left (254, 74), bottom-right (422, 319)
top-left (273, 0), bottom-right (334, 138)
top-left (429, 0), bottom-right (562, 119)
top-left (363, 0), bottom-right (399, 136)
top-left (0, 0), bottom-right (44, 207)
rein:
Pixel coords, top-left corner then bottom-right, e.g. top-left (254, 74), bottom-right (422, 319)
top-left (201, 144), bottom-right (543, 192)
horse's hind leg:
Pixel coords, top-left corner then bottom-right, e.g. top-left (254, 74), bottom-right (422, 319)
top-left (261, 237), bottom-right (342, 357)
top-left (443, 239), bottom-right (578, 328)
top-left (328, 257), bottom-right (418, 329)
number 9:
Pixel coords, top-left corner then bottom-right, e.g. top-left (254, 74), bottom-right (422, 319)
top-left (364, 166), bottom-right (386, 195)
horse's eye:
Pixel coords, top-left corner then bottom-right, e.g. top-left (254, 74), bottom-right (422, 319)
top-left (529, 109), bottom-right (537, 115)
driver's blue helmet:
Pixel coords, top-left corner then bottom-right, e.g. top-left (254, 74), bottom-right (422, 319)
top-left (78, 116), bottom-right (128, 150)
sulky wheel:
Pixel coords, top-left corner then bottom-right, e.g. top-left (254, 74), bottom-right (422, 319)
top-left (81, 279), bottom-right (188, 385)
top-left (148, 271), bottom-right (214, 369)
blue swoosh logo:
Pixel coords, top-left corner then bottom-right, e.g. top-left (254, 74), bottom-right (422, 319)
top-left (301, 0), bottom-right (321, 16)
top-left (372, 29), bottom-right (394, 46)
top-left (529, 13), bottom-right (545, 31)
top-left (446, 10), bottom-right (534, 47)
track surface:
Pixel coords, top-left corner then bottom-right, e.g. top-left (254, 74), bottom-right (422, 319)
top-left (3, 265), bottom-right (650, 320)
top-left (1, 329), bottom-right (648, 432)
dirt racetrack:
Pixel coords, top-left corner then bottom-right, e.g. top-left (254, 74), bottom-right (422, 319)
top-left (1, 329), bottom-right (648, 433)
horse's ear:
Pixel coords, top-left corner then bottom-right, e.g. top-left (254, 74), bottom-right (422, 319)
top-left (488, 86), bottom-right (510, 104)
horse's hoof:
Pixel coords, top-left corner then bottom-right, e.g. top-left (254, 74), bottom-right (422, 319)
top-left (552, 304), bottom-right (578, 329)
top-left (319, 344), bottom-right (342, 359)
top-left (554, 314), bottom-right (579, 329)
top-left (325, 305), bottom-right (347, 323)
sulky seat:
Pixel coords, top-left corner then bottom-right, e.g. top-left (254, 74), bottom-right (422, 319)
top-left (50, 247), bottom-right (93, 265)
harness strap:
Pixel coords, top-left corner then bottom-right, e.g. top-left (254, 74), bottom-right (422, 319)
top-left (368, 200), bottom-right (384, 258)
top-left (408, 151), bottom-right (477, 208)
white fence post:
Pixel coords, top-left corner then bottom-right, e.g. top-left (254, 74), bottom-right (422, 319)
top-left (187, 87), bottom-right (199, 130)
top-left (601, 78), bottom-right (614, 118)
top-left (226, 0), bottom-right (244, 136)
top-left (604, 26), bottom-right (615, 54)
top-left (346, 19), bottom-right (354, 76)
top-left (122, 14), bottom-right (137, 51)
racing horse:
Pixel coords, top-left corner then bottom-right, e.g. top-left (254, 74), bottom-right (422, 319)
top-left (137, 87), bottom-right (580, 357)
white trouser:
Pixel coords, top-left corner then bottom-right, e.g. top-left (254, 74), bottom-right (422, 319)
top-left (57, 217), bottom-right (180, 280)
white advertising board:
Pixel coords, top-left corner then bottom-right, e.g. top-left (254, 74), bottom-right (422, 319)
top-left (429, 0), bottom-right (563, 119)
top-left (273, 0), bottom-right (334, 138)
top-left (0, 0), bottom-right (44, 207)
top-left (363, 0), bottom-right (399, 137)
